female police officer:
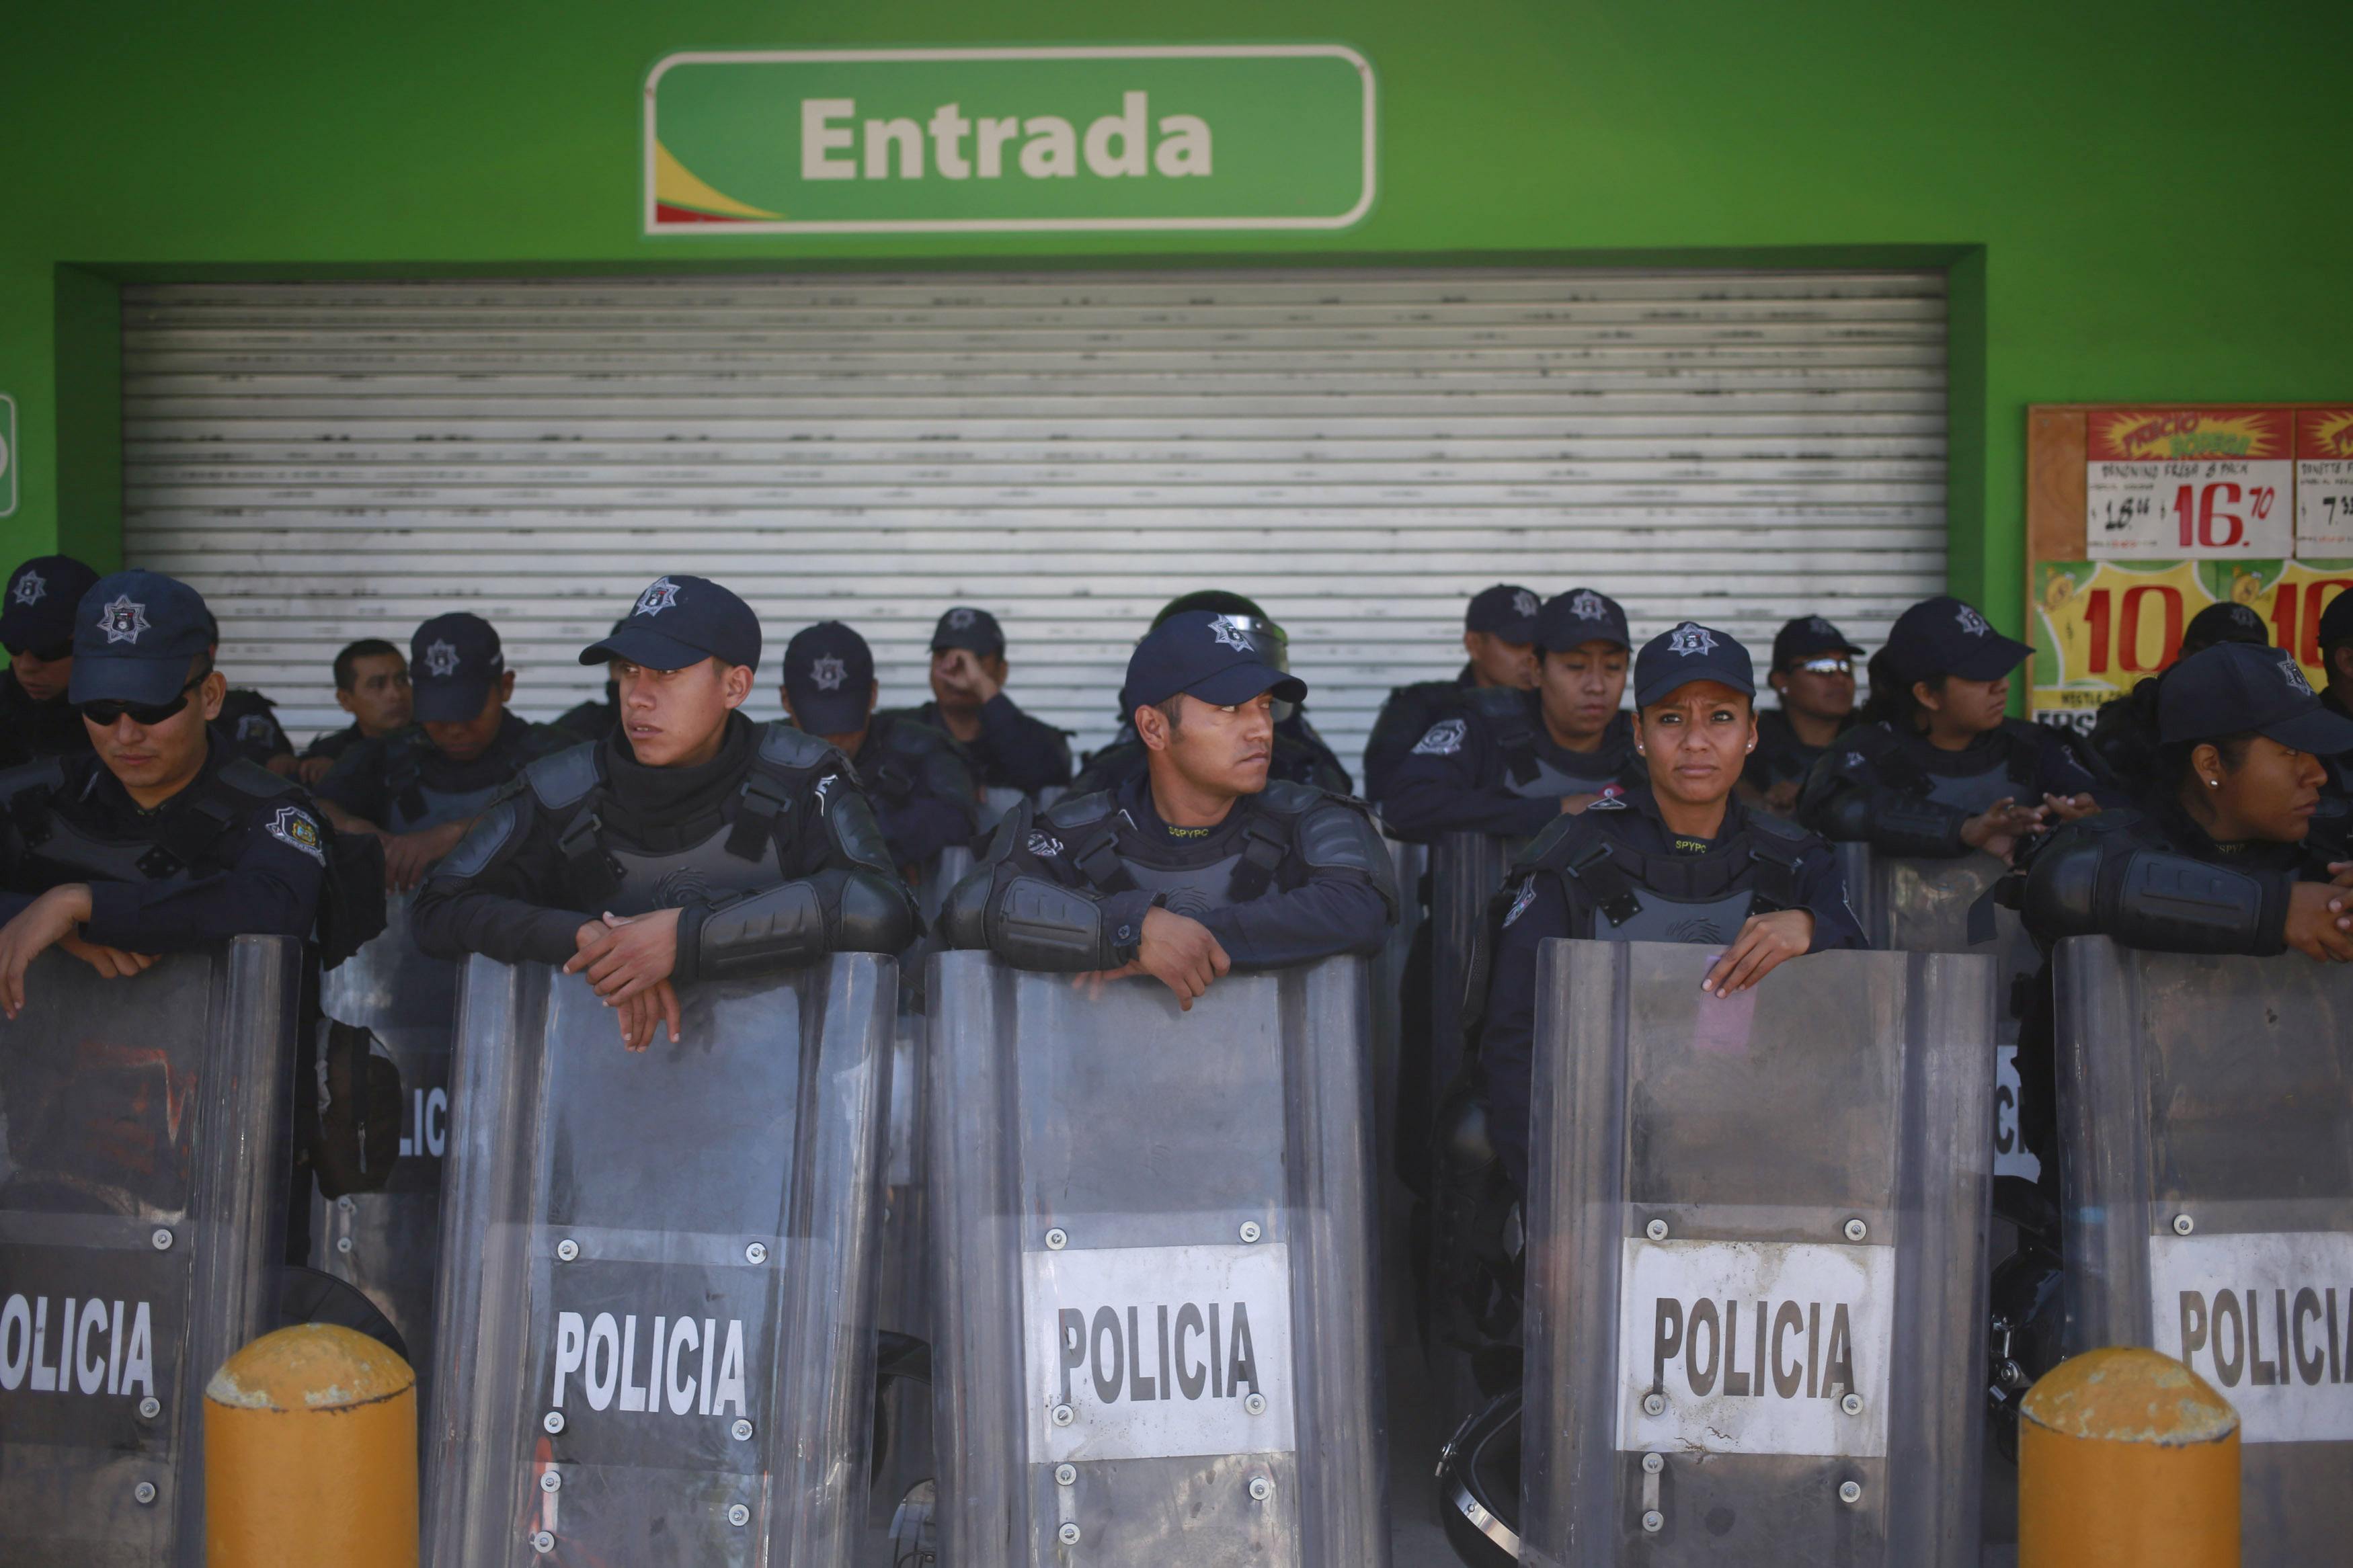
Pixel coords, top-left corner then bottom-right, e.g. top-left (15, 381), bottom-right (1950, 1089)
top-left (1800, 595), bottom-right (2115, 862)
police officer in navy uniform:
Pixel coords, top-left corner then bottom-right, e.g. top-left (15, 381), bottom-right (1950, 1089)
top-left (1378, 587), bottom-right (1644, 843)
top-left (1361, 583), bottom-right (1542, 804)
top-left (2081, 600), bottom-right (2270, 801)
top-left (945, 609), bottom-right (1395, 1003)
top-left (1466, 622), bottom-right (1865, 1192)
top-left (191, 609), bottom-right (300, 776)
top-left (413, 576), bottom-right (917, 1050)
top-left (0, 570), bottom-right (358, 1012)
top-left (315, 613), bottom-right (566, 891)
top-left (0, 553), bottom-right (102, 767)
top-left (298, 637), bottom-right (413, 784)
top-left (879, 605), bottom-right (1073, 794)
top-left (1799, 595), bottom-right (2117, 862)
top-left (2300, 589), bottom-right (2353, 856)
top-left (1070, 591), bottom-right (1353, 797)
top-left (779, 620), bottom-right (980, 877)
top-left (1741, 614), bottom-right (1864, 816)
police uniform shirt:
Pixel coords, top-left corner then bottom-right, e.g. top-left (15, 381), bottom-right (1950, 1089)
top-left (214, 688), bottom-right (294, 768)
top-left (1798, 716), bottom-right (2118, 860)
top-left (0, 740), bottom-right (327, 950)
top-left (882, 696), bottom-right (1074, 794)
top-left (0, 666), bottom-right (93, 767)
top-left (1475, 788), bottom-right (1863, 1187)
top-left (1361, 667), bottom-right (1478, 807)
top-left (410, 713), bottom-right (916, 975)
top-left (953, 772), bottom-right (1396, 973)
top-left (846, 710), bottom-right (981, 869)
top-left (315, 711), bottom-right (565, 833)
top-left (1743, 707), bottom-right (1836, 798)
top-left (1070, 711), bottom-right (1354, 798)
top-left (1378, 690), bottom-right (1644, 843)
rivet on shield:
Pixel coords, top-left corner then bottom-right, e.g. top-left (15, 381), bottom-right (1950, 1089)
top-left (540, 1471), bottom-right (561, 1493)
top-left (543, 1411), bottom-right (566, 1434)
top-left (1058, 1522), bottom-right (1082, 1545)
top-left (745, 1241), bottom-right (769, 1265)
top-left (731, 1418), bottom-right (755, 1442)
top-left (337, 1195), bottom-right (355, 1212)
top-left (1843, 1217), bottom-right (1868, 1242)
top-left (335, 1236), bottom-right (355, 1255)
top-left (1839, 1480), bottom-right (1864, 1505)
top-left (1840, 1393), bottom-right (1864, 1416)
top-left (1238, 1220), bottom-right (1262, 1244)
top-left (1244, 1392), bottom-right (1267, 1416)
top-left (727, 1503), bottom-right (751, 1528)
top-left (530, 1530), bottom-right (555, 1553)
top-left (1641, 1452), bottom-right (1663, 1475)
top-left (554, 1238), bottom-right (580, 1262)
top-left (2172, 1214), bottom-right (2195, 1236)
top-left (1642, 1391), bottom-right (1667, 1417)
top-left (1051, 1403), bottom-right (1076, 1427)
top-left (1054, 1463), bottom-right (1077, 1487)
top-left (1641, 1509), bottom-right (1664, 1534)
top-left (1248, 1475), bottom-right (1273, 1503)
top-left (1644, 1219), bottom-right (1668, 1242)
top-left (1045, 1227), bottom-right (1068, 1251)
top-left (134, 1481), bottom-right (157, 1506)
top-left (138, 1396), bottom-right (161, 1421)
top-left (151, 1228), bottom-right (173, 1251)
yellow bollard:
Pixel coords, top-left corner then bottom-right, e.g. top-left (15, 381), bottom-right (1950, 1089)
top-left (204, 1323), bottom-right (418, 1567)
top-left (2019, 1345), bottom-right (2239, 1568)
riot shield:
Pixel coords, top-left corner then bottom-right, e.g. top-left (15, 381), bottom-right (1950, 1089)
top-left (1429, 833), bottom-right (1517, 1111)
top-left (1837, 842), bottom-right (2042, 1184)
top-left (1519, 940), bottom-right (1993, 1567)
top-left (313, 894), bottom-right (454, 1380)
top-left (0, 938), bottom-right (301, 1565)
top-left (424, 951), bottom-right (893, 1568)
top-left (2054, 935), bottom-right (2353, 1565)
top-left (927, 951), bottom-right (1388, 1568)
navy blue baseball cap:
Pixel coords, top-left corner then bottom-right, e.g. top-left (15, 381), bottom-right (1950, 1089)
top-left (783, 621), bottom-right (877, 735)
top-left (67, 570), bottom-right (216, 706)
top-left (931, 606), bottom-right (1006, 657)
top-left (2159, 642), bottom-right (2353, 754)
top-left (2180, 600), bottom-right (2270, 653)
top-left (1634, 622), bottom-right (1757, 707)
top-left (1466, 584), bottom-right (1542, 641)
top-left (2, 555), bottom-right (102, 656)
top-left (2312, 587), bottom-right (2353, 651)
top-left (1124, 609), bottom-right (1308, 712)
top-left (580, 575), bottom-right (762, 673)
top-left (1882, 595), bottom-right (2030, 685)
top-left (409, 612), bottom-right (506, 723)
top-left (1535, 587), bottom-right (1631, 653)
top-left (1771, 614), bottom-right (1866, 669)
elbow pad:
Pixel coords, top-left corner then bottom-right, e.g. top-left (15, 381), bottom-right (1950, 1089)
top-left (834, 868), bottom-right (919, 956)
top-left (694, 881), bottom-right (828, 981)
top-left (1299, 801), bottom-right (1402, 922)
top-left (941, 861), bottom-right (996, 951)
top-left (987, 874), bottom-right (1112, 971)
top-left (1867, 796), bottom-right (1969, 859)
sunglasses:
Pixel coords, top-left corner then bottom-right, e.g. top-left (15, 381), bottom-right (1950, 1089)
top-left (78, 669), bottom-right (208, 729)
top-left (1788, 656), bottom-right (1853, 676)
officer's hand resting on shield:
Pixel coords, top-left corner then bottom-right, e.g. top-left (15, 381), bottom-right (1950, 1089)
top-left (565, 907), bottom-right (684, 1049)
top-left (1072, 903), bottom-right (1232, 1008)
top-left (0, 884), bottom-right (163, 1016)
top-left (1958, 796), bottom-right (2049, 862)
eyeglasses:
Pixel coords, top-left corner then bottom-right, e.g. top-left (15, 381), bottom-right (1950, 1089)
top-left (1790, 657), bottom-right (1853, 676)
top-left (78, 671), bottom-right (207, 729)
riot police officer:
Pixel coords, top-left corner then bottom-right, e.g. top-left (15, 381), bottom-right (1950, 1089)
top-left (1378, 587), bottom-right (1644, 842)
top-left (778, 619), bottom-right (980, 876)
top-left (1741, 614), bottom-right (1864, 815)
top-left (880, 605), bottom-right (1073, 794)
top-left (2081, 600), bottom-right (2269, 800)
top-left (1469, 622), bottom-right (1865, 1190)
top-left (0, 570), bottom-right (356, 1014)
top-left (315, 612), bottom-right (565, 891)
top-left (192, 608), bottom-right (299, 775)
top-left (1069, 591), bottom-right (1353, 796)
top-left (0, 554), bottom-right (103, 767)
top-left (1361, 583), bottom-right (1542, 802)
top-left (1799, 594), bottom-right (2116, 862)
top-left (412, 575), bottom-right (917, 1050)
top-left (297, 637), bottom-right (413, 784)
top-left (944, 608), bottom-right (1395, 1006)
top-left (2314, 589), bottom-right (2353, 852)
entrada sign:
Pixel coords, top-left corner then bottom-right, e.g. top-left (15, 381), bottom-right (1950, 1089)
top-left (644, 46), bottom-right (1375, 235)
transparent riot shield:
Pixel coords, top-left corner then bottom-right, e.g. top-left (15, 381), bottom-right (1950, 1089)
top-left (424, 952), bottom-right (893, 1568)
top-left (0, 938), bottom-right (300, 1565)
top-left (313, 894), bottom-right (454, 1378)
top-left (928, 951), bottom-right (1388, 1568)
top-left (2055, 935), bottom-right (2353, 1565)
top-left (1429, 834), bottom-right (1517, 1109)
top-left (1837, 842), bottom-right (2042, 1184)
top-left (1519, 940), bottom-right (1993, 1567)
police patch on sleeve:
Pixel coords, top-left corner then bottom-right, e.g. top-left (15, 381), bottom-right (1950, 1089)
top-left (1502, 876), bottom-right (1540, 928)
top-left (267, 805), bottom-right (326, 864)
top-left (1412, 718), bottom-right (1468, 757)
top-left (1025, 829), bottom-right (1066, 859)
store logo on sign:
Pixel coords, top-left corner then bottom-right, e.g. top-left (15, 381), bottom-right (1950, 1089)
top-left (645, 47), bottom-right (1375, 235)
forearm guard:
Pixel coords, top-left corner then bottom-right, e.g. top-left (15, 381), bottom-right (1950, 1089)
top-left (954, 871), bottom-right (1116, 971)
top-left (1806, 781), bottom-right (1968, 859)
top-left (2024, 839), bottom-right (2284, 956)
top-left (678, 866), bottom-right (920, 983)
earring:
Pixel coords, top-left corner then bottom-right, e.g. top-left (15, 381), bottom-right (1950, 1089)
top-left (2206, 778), bottom-right (2221, 788)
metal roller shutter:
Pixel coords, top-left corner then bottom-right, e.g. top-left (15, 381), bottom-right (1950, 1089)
top-left (120, 268), bottom-right (1947, 768)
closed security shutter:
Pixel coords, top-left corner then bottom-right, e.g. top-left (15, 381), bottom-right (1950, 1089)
top-left (121, 270), bottom-right (1946, 771)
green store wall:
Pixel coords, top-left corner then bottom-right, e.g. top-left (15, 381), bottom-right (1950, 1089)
top-left (3, 0), bottom-right (2348, 644)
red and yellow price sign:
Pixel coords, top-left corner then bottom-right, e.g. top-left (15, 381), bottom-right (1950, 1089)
top-left (2083, 407), bottom-right (2295, 560)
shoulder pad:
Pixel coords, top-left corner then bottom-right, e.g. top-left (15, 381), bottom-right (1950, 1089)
top-left (1042, 789), bottom-right (1119, 829)
top-left (1747, 811), bottom-right (1812, 845)
top-left (879, 714), bottom-right (952, 757)
top-left (1253, 778), bottom-right (1338, 818)
top-left (210, 757), bottom-right (300, 801)
top-left (524, 741), bottom-right (604, 810)
top-left (1465, 686), bottom-right (1525, 719)
top-left (1513, 810), bottom-right (1594, 872)
top-left (755, 721), bottom-right (847, 774)
top-left (0, 755), bottom-right (67, 803)
top-left (1294, 792), bottom-right (1383, 867)
top-left (432, 792), bottom-right (530, 883)
top-left (225, 688), bottom-right (278, 712)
